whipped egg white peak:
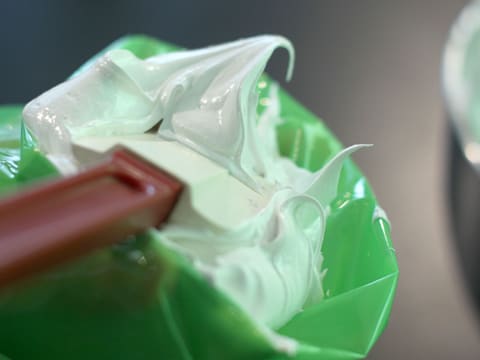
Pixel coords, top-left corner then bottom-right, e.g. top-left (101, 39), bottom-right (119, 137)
top-left (22, 36), bottom-right (366, 338)
top-left (23, 35), bottom-right (294, 189)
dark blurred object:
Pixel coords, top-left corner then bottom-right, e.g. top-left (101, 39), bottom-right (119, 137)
top-left (448, 126), bottom-right (480, 315)
top-left (444, 0), bottom-right (480, 318)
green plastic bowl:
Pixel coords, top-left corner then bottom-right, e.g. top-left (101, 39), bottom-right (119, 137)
top-left (0, 35), bottom-right (398, 360)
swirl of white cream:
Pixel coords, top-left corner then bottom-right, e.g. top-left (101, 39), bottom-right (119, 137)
top-left (23, 35), bottom-right (294, 189)
top-left (22, 36), bottom-right (368, 345)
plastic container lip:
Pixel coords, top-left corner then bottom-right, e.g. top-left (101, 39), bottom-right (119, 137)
top-left (443, 0), bottom-right (480, 171)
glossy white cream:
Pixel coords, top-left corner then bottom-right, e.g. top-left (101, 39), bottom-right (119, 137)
top-left (22, 36), bottom-right (365, 344)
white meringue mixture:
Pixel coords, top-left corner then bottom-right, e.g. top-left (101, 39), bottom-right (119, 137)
top-left (22, 35), bottom-right (365, 351)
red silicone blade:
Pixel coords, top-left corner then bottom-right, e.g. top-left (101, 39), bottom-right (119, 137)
top-left (0, 147), bottom-right (183, 289)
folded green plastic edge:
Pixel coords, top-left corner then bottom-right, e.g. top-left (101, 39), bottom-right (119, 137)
top-left (0, 35), bottom-right (398, 360)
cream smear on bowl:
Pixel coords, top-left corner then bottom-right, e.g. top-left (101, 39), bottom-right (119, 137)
top-left (22, 35), bottom-right (366, 350)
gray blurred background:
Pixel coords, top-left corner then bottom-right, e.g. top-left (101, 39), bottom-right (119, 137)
top-left (1, 0), bottom-right (479, 358)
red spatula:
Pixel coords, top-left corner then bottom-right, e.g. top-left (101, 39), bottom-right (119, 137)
top-left (0, 147), bottom-right (183, 289)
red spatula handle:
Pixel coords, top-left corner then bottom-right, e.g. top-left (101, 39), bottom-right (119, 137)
top-left (0, 147), bottom-right (183, 289)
